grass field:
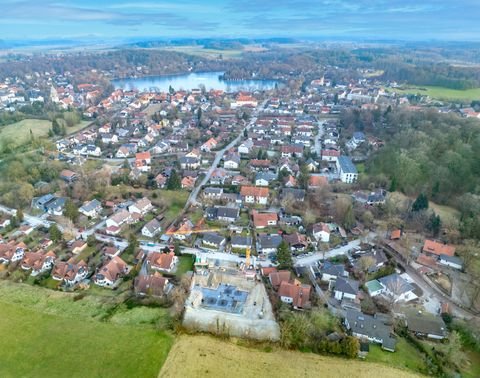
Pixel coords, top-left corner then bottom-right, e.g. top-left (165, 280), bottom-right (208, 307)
top-left (390, 191), bottom-right (460, 225)
top-left (366, 338), bottom-right (427, 374)
top-left (0, 119), bottom-right (90, 147)
top-left (163, 45), bottom-right (245, 59)
top-left (0, 301), bottom-right (172, 378)
top-left (160, 335), bottom-right (422, 378)
top-left (390, 86), bottom-right (480, 102)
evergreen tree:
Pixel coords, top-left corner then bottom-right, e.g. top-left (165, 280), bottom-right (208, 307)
top-left (52, 119), bottom-right (61, 135)
top-left (16, 208), bottom-right (24, 223)
top-left (166, 169), bottom-right (181, 190)
top-left (277, 240), bottom-right (293, 269)
top-left (49, 224), bottom-right (62, 242)
top-left (428, 212), bottom-right (442, 237)
top-left (64, 200), bottom-right (79, 223)
top-left (389, 176), bottom-right (397, 192)
top-left (412, 193), bottom-right (429, 212)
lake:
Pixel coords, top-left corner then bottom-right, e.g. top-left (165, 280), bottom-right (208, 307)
top-left (111, 71), bottom-right (279, 92)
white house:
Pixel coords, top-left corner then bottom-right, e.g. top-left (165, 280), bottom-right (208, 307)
top-left (312, 222), bottom-right (330, 243)
top-left (142, 219), bottom-right (162, 238)
top-left (337, 156), bottom-right (358, 183)
top-left (438, 255), bottom-right (463, 270)
top-left (79, 199), bottom-right (102, 218)
top-left (332, 277), bottom-right (359, 301)
top-left (129, 197), bottom-right (153, 216)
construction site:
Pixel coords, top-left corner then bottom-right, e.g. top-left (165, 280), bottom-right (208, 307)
top-left (183, 254), bottom-right (280, 341)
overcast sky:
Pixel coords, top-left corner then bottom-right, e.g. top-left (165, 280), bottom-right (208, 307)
top-left (0, 0), bottom-right (478, 41)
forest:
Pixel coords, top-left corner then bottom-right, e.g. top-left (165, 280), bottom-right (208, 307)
top-left (358, 109), bottom-right (480, 240)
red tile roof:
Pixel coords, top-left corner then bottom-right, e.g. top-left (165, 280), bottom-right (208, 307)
top-left (423, 240), bottom-right (455, 257)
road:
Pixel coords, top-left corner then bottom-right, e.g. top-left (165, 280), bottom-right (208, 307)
top-left (312, 120), bottom-right (325, 156)
top-left (0, 204), bottom-right (53, 229)
top-left (186, 100), bottom-right (268, 208)
top-left (293, 232), bottom-right (377, 267)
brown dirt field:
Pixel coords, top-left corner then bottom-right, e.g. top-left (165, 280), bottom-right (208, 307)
top-left (159, 335), bottom-right (423, 378)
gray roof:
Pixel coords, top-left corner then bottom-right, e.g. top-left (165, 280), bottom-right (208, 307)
top-left (204, 187), bottom-right (223, 194)
top-left (379, 274), bottom-right (414, 295)
top-left (406, 312), bottom-right (447, 337)
top-left (338, 156), bottom-right (358, 174)
top-left (143, 218), bottom-right (161, 233)
top-left (281, 188), bottom-right (306, 201)
top-left (335, 277), bottom-right (359, 295)
top-left (203, 233), bottom-right (226, 246)
top-left (439, 254), bottom-right (463, 266)
top-left (231, 236), bottom-right (252, 247)
top-left (321, 262), bottom-right (345, 277)
top-left (345, 309), bottom-right (396, 351)
top-left (258, 234), bottom-right (282, 249)
top-left (80, 199), bottom-right (102, 212)
top-left (255, 171), bottom-right (277, 182)
top-left (206, 206), bottom-right (240, 220)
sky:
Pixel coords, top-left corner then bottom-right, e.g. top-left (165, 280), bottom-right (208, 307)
top-left (0, 0), bottom-right (478, 42)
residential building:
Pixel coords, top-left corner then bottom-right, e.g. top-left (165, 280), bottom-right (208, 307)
top-left (337, 156), bottom-right (358, 183)
top-left (94, 256), bottom-right (129, 287)
top-left (147, 251), bottom-right (178, 273)
top-left (344, 309), bottom-right (397, 352)
top-left (79, 199), bottom-right (102, 218)
top-left (142, 218), bottom-right (162, 238)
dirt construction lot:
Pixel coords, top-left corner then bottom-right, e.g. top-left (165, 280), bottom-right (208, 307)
top-left (159, 335), bottom-right (422, 378)
top-left (183, 272), bottom-right (280, 341)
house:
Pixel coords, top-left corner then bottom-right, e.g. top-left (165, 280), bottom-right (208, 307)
top-left (250, 159), bottom-right (271, 171)
top-left (365, 279), bottom-right (385, 297)
top-left (281, 188), bottom-right (305, 202)
top-left (106, 209), bottom-right (131, 229)
top-left (257, 234), bottom-right (283, 254)
top-left (354, 249), bottom-right (388, 273)
top-left (238, 139), bottom-right (253, 154)
top-left (240, 186), bottom-right (269, 205)
top-left (281, 145), bottom-right (303, 158)
top-left (45, 197), bottom-right (67, 216)
top-left (252, 210), bottom-right (278, 229)
top-left (71, 240), bottom-right (87, 255)
top-left (181, 176), bottom-right (197, 190)
top-left (269, 270), bottom-right (292, 290)
top-left (155, 174), bottom-right (168, 188)
top-left (223, 153), bottom-right (240, 169)
top-left (134, 272), bottom-right (170, 297)
top-left (438, 254), bottom-right (463, 270)
top-left (283, 232), bottom-right (308, 252)
top-left (200, 138), bottom-right (217, 152)
top-left (390, 229), bottom-right (402, 240)
top-left (305, 158), bottom-right (319, 172)
top-left (312, 222), bottom-right (330, 243)
top-left (333, 277), bottom-right (359, 301)
top-left (337, 156), bottom-right (358, 183)
top-left (405, 311), bottom-right (447, 340)
top-left (321, 149), bottom-right (340, 162)
top-left (79, 199), bottom-right (102, 218)
top-left (422, 239), bottom-right (455, 257)
top-left (374, 274), bottom-right (418, 302)
top-left (231, 236), bottom-right (252, 250)
top-left (21, 250), bottom-right (56, 276)
top-left (142, 219), bottom-right (162, 238)
top-left (129, 197), bottom-right (153, 216)
top-left (344, 309), bottom-right (397, 352)
top-left (255, 172), bottom-right (277, 186)
top-left (320, 262), bottom-right (347, 281)
top-left (284, 175), bottom-right (297, 188)
top-left (147, 251), bottom-right (178, 273)
top-left (102, 246), bottom-right (121, 258)
top-left (60, 169), bottom-right (78, 183)
top-left (308, 175), bottom-right (328, 189)
top-left (278, 281), bottom-right (312, 309)
top-left (206, 206), bottom-right (240, 223)
top-left (52, 258), bottom-right (88, 285)
top-left (202, 233), bottom-right (226, 250)
top-left (94, 256), bottom-right (128, 287)
top-left (203, 187), bottom-right (223, 199)
top-left (0, 217), bottom-right (11, 228)
top-left (179, 156), bottom-right (200, 170)
top-left (0, 244), bottom-right (25, 264)
top-left (170, 219), bottom-right (194, 240)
